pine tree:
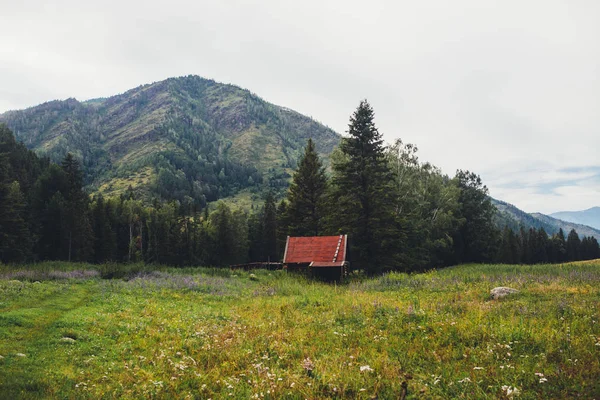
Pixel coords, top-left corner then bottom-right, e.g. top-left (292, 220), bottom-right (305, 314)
top-left (210, 201), bottom-right (234, 266)
top-left (0, 181), bottom-right (32, 263)
top-left (535, 228), bottom-right (549, 264)
top-left (0, 128), bottom-right (33, 263)
top-left (262, 191), bottom-right (278, 262)
top-left (453, 170), bottom-right (499, 263)
top-left (566, 229), bottom-right (581, 261)
top-left (276, 199), bottom-right (289, 259)
top-left (330, 100), bottom-right (397, 274)
top-left (519, 226), bottom-right (531, 264)
top-left (92, 194), bottom-right (117, 262)
top-left (61, 153), bottom-right (93, 261)
top-left (286, 138), bottom-right (328, 236)
top-left (247, 212), bottom-right (264, 262)
top-left (498, 227), bottom-right (515, 264)
top-left (590, 237), bottom-right (600, 260)
top-left (554, 228), bottom-right (567, 262)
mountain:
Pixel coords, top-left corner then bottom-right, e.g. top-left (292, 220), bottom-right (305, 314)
top-left (0, 75), bottom-right (341, 206)
top-left (493, 198), bottom-right (600, 239)
top-left (550, 207), bottom-right (600, 230)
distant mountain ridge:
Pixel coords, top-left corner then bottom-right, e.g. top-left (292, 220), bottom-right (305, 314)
top-left (493, 199), bottom-right (600, 239)
top-left (550, 207), bottom-right (600, 230)
top-left (0, 75), bottom-right (341, 206)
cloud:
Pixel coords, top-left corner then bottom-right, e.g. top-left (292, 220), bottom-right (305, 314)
top-left (0, 0), bottom-right (598, 212)
top-left (487, 166), bottom-right (600, 213)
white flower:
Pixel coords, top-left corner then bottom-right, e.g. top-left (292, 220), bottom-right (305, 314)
top-left (501, 385), bottom-right (520, 398)
top-left (473, 367), bottom-right (484, 370)
top-left (539, 377), bottom-right (548, 383)
top-left (458, 377), bottom-right (471, 383)
top-left (360, 365), bottom-right (374, 372)
top-left (534, 372), bottom-right (544, 377)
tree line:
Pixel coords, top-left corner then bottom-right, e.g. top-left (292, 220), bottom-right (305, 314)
top-left (1, 101), bottom-right (598, 272)
top-left (497, 225), bottom-right (600, 265)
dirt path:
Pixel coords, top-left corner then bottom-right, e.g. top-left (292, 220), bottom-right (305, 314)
top-left (0, 281), bottom-right (95, 398)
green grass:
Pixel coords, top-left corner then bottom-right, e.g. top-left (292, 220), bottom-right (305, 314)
top-left (1, 261), bottom-right (599, 399)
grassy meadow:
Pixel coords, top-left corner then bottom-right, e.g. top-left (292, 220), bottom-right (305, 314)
top-left (0, 261), bottom-right (599, 399)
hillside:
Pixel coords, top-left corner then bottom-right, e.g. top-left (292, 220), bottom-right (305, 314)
top-left (0, 75), bottom-right (341, 206)
top-left (492, 198), bottom-right (600, 239)
top-left (550, 207), bottom-right (600, 230)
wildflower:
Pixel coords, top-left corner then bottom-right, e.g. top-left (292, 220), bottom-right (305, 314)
top-left (360, 365), bottom-right (374, 372)
top-left (473, 367), bottom-right (484, 370)
top-left (301, 358), bottom-right (314, 372)
top-left (458, 377), bottom-right (471, 383)
top-left (539, 377), bottom-right (548, 383)
top-left (534, 372), bottom-right (544, 377)
top-left (501, 385), bottom-right (520, 398)
top-left (15, 353), bottom-right (26, 357)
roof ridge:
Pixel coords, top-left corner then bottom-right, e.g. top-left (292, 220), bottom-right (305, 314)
top-left (333, 235), bottom-right (343, 262)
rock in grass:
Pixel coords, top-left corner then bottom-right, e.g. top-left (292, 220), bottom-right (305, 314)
top-left (491, 287), bottom-right (519, 299)
top-left (61, 337), bottom-right (76, 344)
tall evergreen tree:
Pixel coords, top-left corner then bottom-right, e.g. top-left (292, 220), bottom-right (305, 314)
top-left (330, 100), bottom-right (397, 274)
top-left (452, 170), bottom-right (499, 263)
top-left (498, 227), bottom-right (517, 264)
top-left (0, 181), bottom-right (32, 263)
top-left (92, 194), bottom-right (117, 262)
top-left (286, 138), bottom-right (328, 236)
top-left (276, 199), bottom-right (289, 259)
top-left (566, 229), bottom-right (581, 261)
top-left (262, 191), bottom-right (278, 262)
top-left (210, 201), bottom-right (234, 266)
top-left (61, 153), bottom-right (94, 261)
top-left (554, 228), bottom-right (567, 262)
top-left (0, 126), bottom-right (36, 263)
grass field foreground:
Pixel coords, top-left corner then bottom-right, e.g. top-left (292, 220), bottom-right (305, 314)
top-left (1, 261), bottom-right (599, 399)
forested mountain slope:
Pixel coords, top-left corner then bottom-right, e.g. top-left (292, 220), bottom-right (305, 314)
top-left (0, 75), bottom-right (340, 206)
top-left (493, 198), bottom-right (600, 239)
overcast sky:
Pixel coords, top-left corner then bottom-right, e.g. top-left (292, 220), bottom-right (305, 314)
top-left (1, 0), bottom-right (598, 214)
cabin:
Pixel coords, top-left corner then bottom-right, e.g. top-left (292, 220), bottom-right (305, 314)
top-left (282, 235), bottom-right (349, 282)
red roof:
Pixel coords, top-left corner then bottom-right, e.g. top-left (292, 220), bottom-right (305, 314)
top-left (283, 235), bottom-right (347, 264)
